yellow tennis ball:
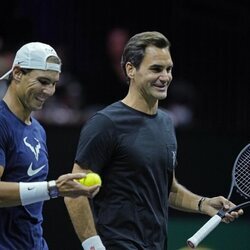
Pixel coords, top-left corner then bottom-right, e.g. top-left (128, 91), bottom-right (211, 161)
top-left (78, 173), bottom-right (102, 186)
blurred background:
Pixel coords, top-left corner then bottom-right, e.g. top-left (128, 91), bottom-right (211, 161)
top-left (0, 0), bottom-right (249, 249)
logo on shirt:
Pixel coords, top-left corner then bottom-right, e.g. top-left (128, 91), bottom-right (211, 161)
top-left (27, 162), bottom-right (46, 176)
top-left (23, 136), bottom-right (46, 176)
top-left (172, 151), bottom-right (176, 167)
top-left (23, 137), bottom-right (41, 161)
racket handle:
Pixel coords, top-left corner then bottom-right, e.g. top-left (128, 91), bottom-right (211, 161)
top-left (187, 214), bottom-right (222, 248)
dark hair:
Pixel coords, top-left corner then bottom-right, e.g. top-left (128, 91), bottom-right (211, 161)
top-left (6, 68), bottom-right (31, 85)
top-left (47, 55), bottom-right (61, 65)
top-left (121, 31), bottom-right (171, 84)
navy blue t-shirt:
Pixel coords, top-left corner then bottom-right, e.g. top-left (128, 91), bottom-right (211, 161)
top-left (76, 101), bottom-right (177, 250)
top-left (0, 100), bottom-right (49, 250)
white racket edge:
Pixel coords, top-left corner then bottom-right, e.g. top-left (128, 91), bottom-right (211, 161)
top-left (187, 214), bottom-right (222, 248)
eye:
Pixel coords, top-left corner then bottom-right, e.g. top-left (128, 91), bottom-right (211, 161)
top-left (39, 79), bottom-right (49, 85)
top-left (166, 66), bottom-right (173, 74)
top-left (151, 66), bottom-right (162, 73)
top-left (38, 78), bottom-right (57, 86)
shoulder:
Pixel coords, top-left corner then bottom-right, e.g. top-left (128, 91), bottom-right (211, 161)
top-left (30, 117), bottom-right (46, 136)
top-left (79, 102), bottom-right (127, 137)
top-left (98, 101), bottom-right (125, 115)
top-left (87, 101), bottom-right (125, 124)
top-left (158, 108), bottom-right (174, 122)
top-left (31, 116), bottom-right (43, 128)
top-left (0, 103), bottom-right (14, 144)
top-left (0, 100), bottom-right (8, 118)
top-left (0, 101), bottom-right (11, 130)
top-left (157, 108), bottom-right (176, 132)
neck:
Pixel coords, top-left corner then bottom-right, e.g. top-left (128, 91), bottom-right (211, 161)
top-left (3, 88), bottom-right (31, 125)
top-left (122, 91), bottom-right (158, 115)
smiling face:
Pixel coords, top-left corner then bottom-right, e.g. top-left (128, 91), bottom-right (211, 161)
top-left (14, 67), bottom-right (60, 112)
top-left (126, 45), bottom-right (173, 107)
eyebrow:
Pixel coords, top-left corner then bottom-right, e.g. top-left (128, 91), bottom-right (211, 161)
top-left (37, 76), bottom-right (59, 84)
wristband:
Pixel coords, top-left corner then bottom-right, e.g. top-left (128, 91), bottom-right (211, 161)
top-left (19, 181), bottom-right (50, 206)
top-left (82, 235), bottom-right (106, 250)
top-left (198, 197), bottom-right (206, 212)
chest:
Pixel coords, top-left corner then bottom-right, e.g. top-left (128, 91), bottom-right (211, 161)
top-left (3, 126), bottom-right (48, 181)
top-left (114, 117), bottom-right (177, 173)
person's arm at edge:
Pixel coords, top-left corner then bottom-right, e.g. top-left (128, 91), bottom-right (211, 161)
top-left (0, 165), bottom-right (96, 207)
top-left (168, 171), bottom-right (243, 222)
top-left (64, 163), bottom-right (97, 242)
top-left (169, 171), bottom-right (202, 213)
top-left (0, 166), bottom-right (20, 207)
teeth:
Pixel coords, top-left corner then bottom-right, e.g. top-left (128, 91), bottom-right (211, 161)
top-left (37, 97), bottom-right (46, 102)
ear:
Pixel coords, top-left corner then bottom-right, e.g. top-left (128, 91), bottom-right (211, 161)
top-left (12, 67), bottom-right (23, 81)
top-left (125, 62), bottom-right (136, 79)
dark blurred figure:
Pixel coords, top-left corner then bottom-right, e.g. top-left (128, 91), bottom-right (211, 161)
top-left (33, 72), bottom-right (85, 125)
top-left (85, 27), bottom-right (129, 109)
top-left (33, 44), bottom-right (86, 125)
top-left (161, 78), bottom-right (196, 129)
top-left (0, 37), bottom-right (15, 99)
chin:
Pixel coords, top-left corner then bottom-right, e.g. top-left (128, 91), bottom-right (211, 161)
top-left (157, 93), bottom-right (167, 100)
top-left (33, 104), bottom-right (43, 111)
top-left (34, 100), bottom-right (45, 110)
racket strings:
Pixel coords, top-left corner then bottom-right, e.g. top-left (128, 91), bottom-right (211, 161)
top-left (235, 146), bottom-right (250, 197)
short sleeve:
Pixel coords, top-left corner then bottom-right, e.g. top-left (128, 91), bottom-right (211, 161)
top-left (75, 113), bottom-right (116, 172)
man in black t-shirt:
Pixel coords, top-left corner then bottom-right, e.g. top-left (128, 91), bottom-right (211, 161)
top-left (65, 31), bottom-right (243, 250)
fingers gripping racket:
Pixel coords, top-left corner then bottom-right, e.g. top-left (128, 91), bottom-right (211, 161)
top-left (187, 144), bottom-right (250, 248)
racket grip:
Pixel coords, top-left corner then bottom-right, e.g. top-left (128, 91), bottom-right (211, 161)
top-left (187, 214), bottom-right (222, 248)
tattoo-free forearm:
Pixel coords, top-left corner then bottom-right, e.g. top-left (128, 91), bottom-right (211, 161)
top-left (64, 196), bottom-right (97, 242)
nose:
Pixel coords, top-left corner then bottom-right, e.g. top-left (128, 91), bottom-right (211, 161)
top-left (42, 84), bottom-right (56, 96)
top-left (160, 70), bottom-right (172, 83)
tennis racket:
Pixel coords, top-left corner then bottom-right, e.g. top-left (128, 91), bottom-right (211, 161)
top-left (187, 143), bottom-right (250, 248)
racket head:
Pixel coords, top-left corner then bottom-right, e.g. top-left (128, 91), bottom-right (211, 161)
top-left (186, 144), bottom-right (250, 248)
top-left (232, 143), bottom-right (250, 199)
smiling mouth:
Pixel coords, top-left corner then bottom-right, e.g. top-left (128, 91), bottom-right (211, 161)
top-left (153, 84), bottom-right (167, 90)
top-left (37, 93), bottom-right (49, 100)
top-left (36, 96), bottom-right (47, 103)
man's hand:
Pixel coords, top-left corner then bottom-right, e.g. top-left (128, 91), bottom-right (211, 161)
top-left (55, 173), bottom-right (101, 198)
top-left (201, 196), bottom-right (244, 223)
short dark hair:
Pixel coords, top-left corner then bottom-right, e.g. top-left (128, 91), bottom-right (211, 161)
top-left (121, 31), bottom-right (171, 84)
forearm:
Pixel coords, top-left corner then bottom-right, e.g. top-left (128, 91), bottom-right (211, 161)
top-left (169, 178), bottom-right (202, 214)
top-left (0, 170), bottom-right (99, 208)
top-left (0, 182), bottom-right (21, 207)
top-left (169, 175), bottom-right (243, 224)
top-left (64, 196), bottom-right (97, 242)
top-left (0, 181), bottom-right (55, 207)
top-left (64, 163), bottom-right (105, 249)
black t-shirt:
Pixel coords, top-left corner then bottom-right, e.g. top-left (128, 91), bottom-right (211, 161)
top-left (76, 101), bottom-right (177, 250)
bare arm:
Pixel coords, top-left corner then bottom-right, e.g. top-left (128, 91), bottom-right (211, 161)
top-left (0, 165), bottom-right (100, 208)
top-left (0, 166), bottom-right (21, 207)
top-left (64, 163), bottom-right (97, 242)
top-left (169, 171), bottom-right (243, 222)
top-left (168, 172), bottom-right (201, 213)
